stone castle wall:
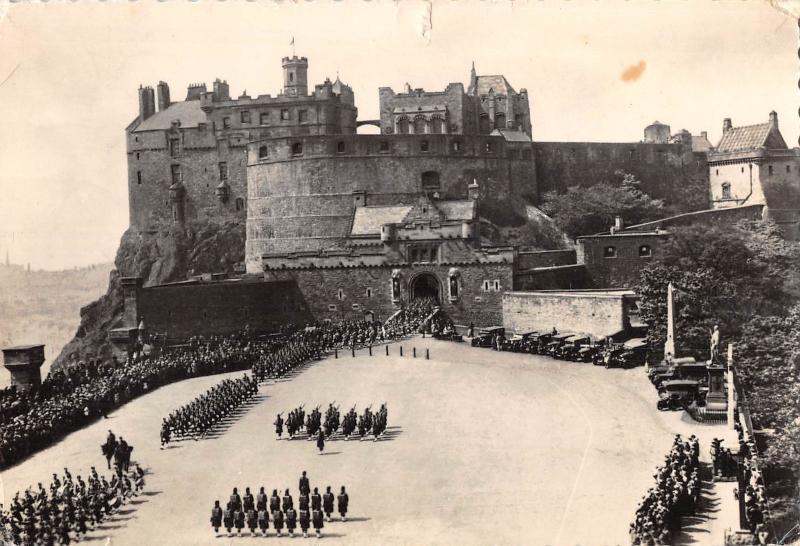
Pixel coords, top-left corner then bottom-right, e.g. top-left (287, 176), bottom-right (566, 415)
top-left (532, 141), bottom-right (708, 204)
top-left (576, 232), bottom-right (669, 289)
top-left (245, 133), bottom-right (536, 272)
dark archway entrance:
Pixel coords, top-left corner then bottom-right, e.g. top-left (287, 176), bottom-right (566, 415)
top-left (409, 273), bottom-right (440, 303)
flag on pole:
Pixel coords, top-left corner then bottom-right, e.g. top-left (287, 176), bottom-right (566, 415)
top-left (290, 37), bottom-right (295, 56)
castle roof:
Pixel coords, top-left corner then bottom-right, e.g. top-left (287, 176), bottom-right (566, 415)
top-left (473, 75), bottom-right (516, 96)
top-left (715, 122), bottom-right (786, 153)
top-left (435, 200), bottom-right (476, 221)
top-left (691, 134), bottom-right (713, 153)
top-left (351, 205), bottom-right (413, 236)
top-left (133, 100), bottom-right (207, 132)
top-left (491, 128), bottom-right (532, 143)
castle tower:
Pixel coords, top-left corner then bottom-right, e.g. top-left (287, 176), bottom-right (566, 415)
top-left (2, 345), bottom-right (45, 392)
top-left (282, 56), bottom-right (309, 97)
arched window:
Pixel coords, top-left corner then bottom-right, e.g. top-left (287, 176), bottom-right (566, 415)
top-left (430, 116), bottom-right (444, 134)
top-left (421, 171), bottom-right (441, 191)
top-left (397, 117), bottom-right (409, 135)
top-left (478, 114), bottom-right (491, 134)
top-left (258, 146), bottom-right (269, 160)
top-left (494, 113), bottom-right (506, 130)
top-left (603, 246), bottom-right (617, 258)
top-left (413, 116), bottom-right (427, 134)
top-left (235, 197), bottom-right (245, 212)
top-left (721, 182), bottom-right (732, 199)
top-left (291, 142), bottom-right (303, 156)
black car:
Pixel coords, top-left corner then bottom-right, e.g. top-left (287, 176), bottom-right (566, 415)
top-left (471, 327), bottom-right (505, 348)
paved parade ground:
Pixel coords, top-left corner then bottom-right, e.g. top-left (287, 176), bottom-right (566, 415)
top-left (1, 338), bottom-right (726, 545)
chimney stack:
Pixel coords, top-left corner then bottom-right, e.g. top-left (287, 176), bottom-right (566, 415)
top-left (769, 110), bottom-right (778, 128)
top-left (138, 85), bottom-right (156, 124)
top-left (611, 215), bottom-right (624, 234)
top-left (723, 118), bottom-right (732, 133)
top-left (157, 81), bottom-right (171, 111)
top-left (701, 131), bottom-right (708, 139)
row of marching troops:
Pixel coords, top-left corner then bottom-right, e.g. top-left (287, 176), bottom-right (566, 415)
top-left (0, 455), bottom-right (145, 545)
top-left (630, 434), bottom-right (701, 545)
top-left (275, 404), bottom-right (389, 442)
top-left (210, 472), bottom-right (350, 538)
top-left (100, 430), bottom-right (135, 472)
top-left (160, 374), bottom-right (258, 445)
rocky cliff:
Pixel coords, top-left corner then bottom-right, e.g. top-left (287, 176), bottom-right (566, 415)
top-left (53, 220), bottom-right (245, 370)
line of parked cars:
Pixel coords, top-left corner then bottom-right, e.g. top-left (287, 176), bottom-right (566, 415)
top-left (470, 327), bottom-right (654, 369)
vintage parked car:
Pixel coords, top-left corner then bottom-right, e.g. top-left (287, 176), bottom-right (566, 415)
top-left (657, 379), bottom-right (702, 411)
top-left (604, 337), bottom-right (650, 369)
top-left (577, 341), bottom-right (604, 363)
top-left (527, 332), bottom-right (555, 354)
top-left (556, 335), bottom-right (591, 360)
top-left (470, 327), bottom-right (505, 348)
top-left (544, 333), bottom-right (574, 358)
top-left (651, 360), bottom-right (708, 388)
top-left (501, 331), bottom-right (537, 352)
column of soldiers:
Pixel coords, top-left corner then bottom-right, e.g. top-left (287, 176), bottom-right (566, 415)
top-left (0, 459), bottom-right (145, 544)
top-left (630, 434), bottom-right (701, 545)
top-left (160, 374), bottom-right (258, 445)
top-left (274, 404), bottom-right (388, 443)
top-left (210, 472), bottom-right (350, 539)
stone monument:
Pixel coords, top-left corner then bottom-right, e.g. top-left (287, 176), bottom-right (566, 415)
top-left (664, 282), bottom-right (676, 364)
top-left (2, 344), bottom-right (45, 391)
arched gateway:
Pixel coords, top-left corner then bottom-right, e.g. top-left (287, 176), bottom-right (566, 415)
top-left (409, 273), bottom-right (440, 303)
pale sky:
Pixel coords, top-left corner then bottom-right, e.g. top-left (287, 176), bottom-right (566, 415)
top-left (0, 0), bottom-right (796, 270)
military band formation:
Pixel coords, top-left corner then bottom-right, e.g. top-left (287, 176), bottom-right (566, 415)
top-left (275, 403), bottom-right (389, 444)
top-left (160, 374), bottom-right (258, 445)
top-left (210, 471), bottom-right (350, 538)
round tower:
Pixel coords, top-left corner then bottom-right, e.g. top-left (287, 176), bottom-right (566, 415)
top-left (282, 56), bottom-right (309, 97)
top-left (644, 121), bottom-right (670, 143)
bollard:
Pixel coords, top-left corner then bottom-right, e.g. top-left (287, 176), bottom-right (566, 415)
top-left (400, 346), bottom-right (403, 357)
top-left (426, 348), bottom-right (430, 360)
top-left (352, 347), bottom-right (356, 358)
top-left (385, 345), bottom-right (389, 356)
top-left (369, 345), bottom-right (373, 356)
top-left (413, 347), bottom-right (416, 358)
top-left (334, 349), bottom-right (338, 359)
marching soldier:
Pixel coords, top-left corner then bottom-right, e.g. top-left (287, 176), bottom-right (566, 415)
top-left (229, 487), bottom-right (242, 512)
top-left (210, 500), bottom-right (223, 536)
top-left (299, 470), bottom-right (310, 496)
top-left (282, 488), bottom-right (294, 512)
top-left (223, 502), bottom-right (234, 537)
top-left (246, 505), bottom-right (258, 535)
top-left (269, 489), bottom-right (280, 514)
top-left (317, 428), bottom-right (325, 453)
top-left (312, 507), bottom-right (324, 538)
top-left (311, 487), bottom-right (322, 512)
top-left (234, 504), bottom-right (245, 535)
top-left (274, 413), bottom-right (284, 440)
top-left (285, 506), bottom-right (298, 537)
top-left (337, 486), bottom-right (349, 522)
top-left (257, 505), bottom-right (269, 536)
top-left (299, 507), bottom-right (310, 538)
top-left (243, 487), bottom-right (255, 512)
top-left (323, 486), bottom-right (335, 522)
top-left (272, 507), bottom-right (284, 537)
top-left (256, 486), bottom-right (268, 511)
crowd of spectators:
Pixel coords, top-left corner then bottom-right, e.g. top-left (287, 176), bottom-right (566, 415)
top-left (733, 419), bottom-right (768, 535)
top-left (630, 434), bottom-right (701, 545)
top-left (710, 437), bottom-right (737, 480)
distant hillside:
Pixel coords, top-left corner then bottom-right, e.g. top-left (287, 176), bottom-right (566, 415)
top-left (0, 262), bottom-right (113, 387)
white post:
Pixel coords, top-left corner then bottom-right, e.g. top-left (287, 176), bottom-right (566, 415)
top-left (727, 343), bottom-right (736, 429)
top-left (664, 283), bottom-right (676, 363)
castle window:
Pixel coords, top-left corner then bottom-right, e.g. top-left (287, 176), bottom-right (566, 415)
top-left (240, 111), bottom-right (251, 124)
top-left (365, 288), bottom-right (372, 298)
top-left (603, 246), bottom-right (617, 258)
top-left (260, 112), bottom-right (270, 125)
top-left (218, 162), bottom-right (228, 181)
top-left (413, 116), bottom-right (427, 134)
top-left (430, 117), bottom-right (444, 134)
top-left (787, 165), bottom-right (792, 173)
top-left (298, 109), bottom-right (308, 123)
top-left (289, 72), bottom-right (294, 82)
top-left (222, 117), bottom-right (231, 129)
top-left (493, 280), bottom-right (500, 291)
top-left (136, 171), bottom-right (142, 185)
top-left (421, 171), bottom-right (441, 190)
top-left (494, 113), bottom-right (506, 130)
top-left (741, 167), bottom-right (745, 173)
top-left (291, 142), bottom-right (303, 156)
top-left (522, 149), bottom-right (532, 160)
top-left (136, 152), bottom-right (140, 160)
top-left (328, 304), bottom-right (337, 312)
top-left (258, 146), bottom-right (269, 161)
top-left (452, 140), bottom-right (462, 153)
top-left (420, 140), bottom-right (429, 152)
top-left (639, 245), bottom-right (652, 258)
top-left (379, 140), bottom-right (390, 153)
top-left (337, 289), bottom-right (344, 301)
top-left (281, 109), bottom-right (290, 121)
top-left (485, 141), bottom-right (496, 154)
top-left (169, 138), bottom-right (180, 157)
top-left (337, 141), bottom-right (346, 154)
top-left (235, 197), bottom-right (245, 211)
top-left (170, 164), bottom-right (181, 184)
top-left (397, 117), bottom-right (409, 135)
top-left (721, 182), bottom-right (732, 199)
top-left (478, 114), bottom-right (491, 134)
top-left (482, 280), bottom-right (490, 291)
top-left (768, 165), bottom-right (774, 176)
top-left (351, 303), bottom-right (360, 311)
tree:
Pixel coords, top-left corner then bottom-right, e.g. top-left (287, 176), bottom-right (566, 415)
top-left (540, 171), bottom-right (664, 238)
top-left (636, 220), bottom-right (798, 357)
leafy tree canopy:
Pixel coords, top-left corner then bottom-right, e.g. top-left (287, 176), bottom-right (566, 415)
top-left (540, 171), bottom-right (664, 238)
